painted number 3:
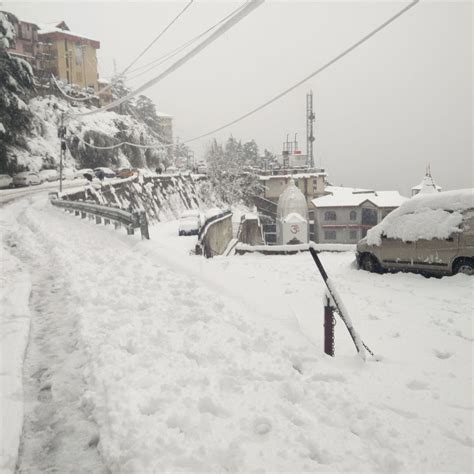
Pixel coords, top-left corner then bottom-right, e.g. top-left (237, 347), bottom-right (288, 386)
top-left (290, 224), bottom-right (300, 234)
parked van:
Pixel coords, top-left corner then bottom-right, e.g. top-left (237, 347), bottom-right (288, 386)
top-left (356, 190), bottom-right (474, 276)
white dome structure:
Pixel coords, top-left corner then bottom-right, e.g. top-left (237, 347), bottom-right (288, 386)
top-left (411, 167), bottom-right (441, 196)
top-left (276, 179), bottom-right (309, 244)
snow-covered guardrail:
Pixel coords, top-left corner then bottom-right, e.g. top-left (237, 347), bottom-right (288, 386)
top-left (50, 197), bottom-right (150, 240)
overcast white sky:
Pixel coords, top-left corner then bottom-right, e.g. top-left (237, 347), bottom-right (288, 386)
top-left (3, 0), bottom-right (472, 194)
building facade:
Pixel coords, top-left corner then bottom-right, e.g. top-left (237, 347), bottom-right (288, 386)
top-left (312, 187), bottom-right (406, 244)
top-left (259, 169), bottom-right (327, 206)
top-left (38, 22), bottom-right (100, 91)
top-left (4, 13), bottom-right (39, 69)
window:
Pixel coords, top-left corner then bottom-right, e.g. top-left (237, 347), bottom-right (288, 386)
top-left (324, 230), bottom-right (337, 240)
top-left (350, 230), bottom-right (358, 240)
top-left (361, 208), bottom-right (377, 226)
top-left (75, 44), bottom-right (83, 66)
top-left (350, 210), bottom-right (357, 221)
top-left (324, 211), bottom-right (336, 221)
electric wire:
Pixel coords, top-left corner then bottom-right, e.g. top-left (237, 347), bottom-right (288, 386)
top-left (124, 1), bottom-right (248, 81)
top-left (182, 0), bottom-right (419, 144)
top-left (94, 0), bottom-right (193, 97)
top-left (68, 0), bottom-right (264, 118)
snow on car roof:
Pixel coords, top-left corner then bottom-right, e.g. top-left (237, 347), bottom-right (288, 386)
top-left (312, 186), bottom-right (406, 208)
top-left (367, 188), bottom-right (474, 246)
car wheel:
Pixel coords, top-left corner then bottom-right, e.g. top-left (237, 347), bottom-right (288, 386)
top-left (360, 253), bottom-right (382, 273)
top-left (453, 259), bottom-right (474, 276)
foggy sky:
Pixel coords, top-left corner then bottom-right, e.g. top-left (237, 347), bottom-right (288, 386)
top-left (3, 0), bottom-right (472, 195)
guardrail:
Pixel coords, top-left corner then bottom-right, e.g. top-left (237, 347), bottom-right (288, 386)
top-left (50, 197), bottom-right (150, 240)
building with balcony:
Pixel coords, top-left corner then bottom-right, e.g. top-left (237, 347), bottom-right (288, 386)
top-left (38, 21), bottom-right (100, 91)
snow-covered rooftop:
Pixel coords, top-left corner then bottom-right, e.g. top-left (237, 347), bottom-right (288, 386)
top-left (367, 188), bottom-right (474, 245)
top-left (38, 23), bottom-right (99, 46)
top-left (312, 186), bottom-right (407, 208)
top-left (259, 172), bottom-right (326, 181)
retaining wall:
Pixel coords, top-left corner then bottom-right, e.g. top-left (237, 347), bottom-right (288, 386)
top-left (62, 175), bottom-right (205, 223)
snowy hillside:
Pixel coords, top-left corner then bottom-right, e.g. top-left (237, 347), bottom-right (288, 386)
top-left (1, 10), bottom-right (170, 175)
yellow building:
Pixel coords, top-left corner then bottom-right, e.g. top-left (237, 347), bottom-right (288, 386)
top-left (38, 21), bottom-right (100, 91)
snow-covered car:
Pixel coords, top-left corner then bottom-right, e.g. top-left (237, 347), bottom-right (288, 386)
top-left (116, 168), bottom-right (137, 179)
top-left (0, 174), bottom-right (13, 189)
top-left (178, 210), bottom-right (202, 236)
top-left (76, 168), bottom-right (94, 179)
top-left (356, 189), bottom-right (474, 276)
top-left (39, 169), bottom-right (59, 182)
top-left (62, 168), bottom-right (77, 180)
top-left (94, 167), bottom-right (116, 179)
top-left (13, 171), bottom-right (42, 187)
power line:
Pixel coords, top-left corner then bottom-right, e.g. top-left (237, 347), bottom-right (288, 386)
top-left (124, 1), bottom-right (248, 80)
top-left (121, 0), bottom-right (194, 76)
top-left (95, 1), bottom-right (194, 97)
top-left (183, 0), bottom-right (419, 144)
top-left (69, 0), bottom-right (264, 118)
top-left (51, 74), bottom-right (97, 102)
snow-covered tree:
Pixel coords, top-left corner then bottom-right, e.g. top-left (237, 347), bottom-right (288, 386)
top-left (204, 136), bottom-right (262, 206)
top-left (0, 12), bottom-right (36, 173)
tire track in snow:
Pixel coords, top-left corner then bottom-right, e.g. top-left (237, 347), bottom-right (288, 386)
top-left (11, 204), bottom-right (107, 473)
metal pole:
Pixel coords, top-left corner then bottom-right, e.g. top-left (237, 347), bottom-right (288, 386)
top-left (58, 114), bottom-right (64, 193)
top-left (324, 295), bottom-right (335, 356)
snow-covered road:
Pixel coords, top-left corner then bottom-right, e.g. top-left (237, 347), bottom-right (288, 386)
top-left (1, 195), bottom-right (472, 473)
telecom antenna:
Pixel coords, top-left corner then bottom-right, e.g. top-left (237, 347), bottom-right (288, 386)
top-left (306, 90), bottom-right (315, 168)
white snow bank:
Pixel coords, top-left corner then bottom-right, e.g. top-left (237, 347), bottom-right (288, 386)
top-left (0, 245), bottom-right (32, 473)
top-left (367, 189), bottom-right (474, 245)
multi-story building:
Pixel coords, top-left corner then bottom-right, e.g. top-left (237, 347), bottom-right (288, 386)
top-left (4, 13), bottom-right (39, 69)
top-left (312, 186), bottom-right (406, 244)
top-left (38, 21), bottom-right (100, 91)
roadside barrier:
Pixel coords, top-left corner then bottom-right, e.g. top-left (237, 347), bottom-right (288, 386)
top-left (195, 209), bottom-right (232, 257)
top-left (50, 196), bottom-right (150, 240)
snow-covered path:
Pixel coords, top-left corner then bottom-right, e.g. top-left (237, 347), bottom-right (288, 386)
top-left (1, 195), bottom-right (473, 473)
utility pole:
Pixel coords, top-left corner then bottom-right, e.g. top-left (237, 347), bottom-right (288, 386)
top-left (306, 90), bottom-right (315, 168)
top-left (58, 114), bottom-right (66, 193)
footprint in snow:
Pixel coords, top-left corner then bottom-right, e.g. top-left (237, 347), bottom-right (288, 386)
top-left (434, 349), bottom-right (453, 360)
top-left (406, 380), bottom-right (429, 391)
top-left (253, 417), bottom-right (272, 435)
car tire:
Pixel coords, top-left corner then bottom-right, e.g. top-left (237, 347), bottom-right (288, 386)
top-left (360, 253), bottom-right (382, 273)
top-left (453, 259), bottom-right (474, 276)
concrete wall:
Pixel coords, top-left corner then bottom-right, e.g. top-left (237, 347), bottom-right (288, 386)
top-left (238, 218), bottom-right (264, 245)
top-left (201, 214), bottom-right (233, 257)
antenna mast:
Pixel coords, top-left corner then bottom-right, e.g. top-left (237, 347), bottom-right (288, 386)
top-left (306, 90), bottom-right (315, 168)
